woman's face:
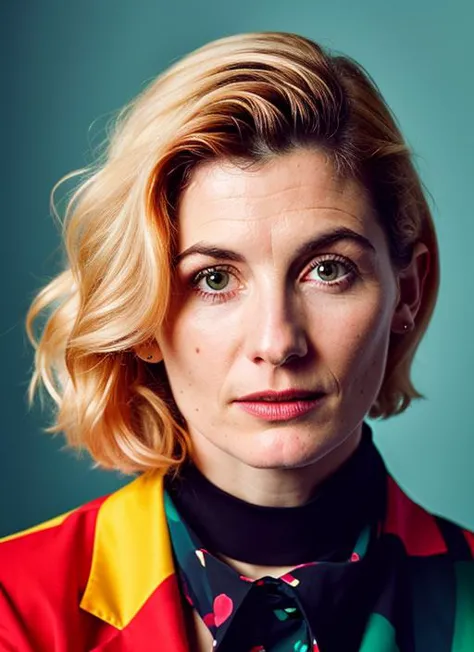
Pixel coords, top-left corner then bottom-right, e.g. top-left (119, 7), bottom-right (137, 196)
top-left (157, 149), bottom-right (402, 473)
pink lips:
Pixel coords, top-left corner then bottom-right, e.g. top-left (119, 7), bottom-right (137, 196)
top-left (234, 389), bottom-right (325, 422)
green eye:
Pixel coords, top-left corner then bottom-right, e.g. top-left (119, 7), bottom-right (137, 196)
top-left (305, 256), bottom-right (356, 289)
top-left (205, 270), bottom-right (230, 291)
top-left (316, 261), bottom-right (340, 282)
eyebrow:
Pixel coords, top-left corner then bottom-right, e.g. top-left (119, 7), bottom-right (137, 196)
top-left (174, 226), bottom-right (376, 265)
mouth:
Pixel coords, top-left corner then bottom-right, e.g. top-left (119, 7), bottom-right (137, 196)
top-left (235, 389), bottom-right (325, 402)
top-left (234, 389), bottom-right (326, 421)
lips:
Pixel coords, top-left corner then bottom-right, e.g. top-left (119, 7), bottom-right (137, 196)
top-left (234, 390), bottom-right (325, 421)
top-left (233, 389), bottom-right (326, 421)
top-left (235, 389), bottom-right (325, 402)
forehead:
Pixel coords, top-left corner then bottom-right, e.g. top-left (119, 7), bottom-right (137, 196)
top-left (177, 149), bottom-right (379, 250)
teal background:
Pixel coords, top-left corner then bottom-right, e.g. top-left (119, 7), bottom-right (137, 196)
top-left (1, 0), bottom-right (473, 537)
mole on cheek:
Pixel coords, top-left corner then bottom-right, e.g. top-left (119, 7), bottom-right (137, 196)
top-left (195, 347), bottom-right (200, 354)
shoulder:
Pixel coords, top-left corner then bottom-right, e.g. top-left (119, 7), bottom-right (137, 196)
top-left (0, 472), bottom-right (176, 650)
top-left (0, 492), bottom-right (111, 649)
top-left (0, 492), bottom-right (109, 597)
top-left (383, 473), bottom-right (474, 561)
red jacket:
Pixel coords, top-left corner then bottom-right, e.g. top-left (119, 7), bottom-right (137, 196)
top-left (1, 470), bottom-right (473, 651)
top-left (0, 472), bottom-right (189, 651)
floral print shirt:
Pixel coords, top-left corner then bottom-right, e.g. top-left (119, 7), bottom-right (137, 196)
top-left (164, 424), bottom-right (474, 651)
top-left (165, 488), bottom-right (373, 651)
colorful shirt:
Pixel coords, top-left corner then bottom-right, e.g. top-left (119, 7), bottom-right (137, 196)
top-left (163, 426), bottom-right (474, 651)
top-left (165, 489), bottom-right (376, 651)
top-left (0, 428), bottom-right (473, 650)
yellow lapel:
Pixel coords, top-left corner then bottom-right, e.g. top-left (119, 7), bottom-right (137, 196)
top-left (80, 470), bottom-right (175, 629)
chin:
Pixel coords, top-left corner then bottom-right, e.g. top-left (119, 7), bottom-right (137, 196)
top-left (238, 427), bottom-right (332, 470)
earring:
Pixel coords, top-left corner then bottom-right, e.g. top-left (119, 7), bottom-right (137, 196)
top-left (134, 344), bottom-right (162, 363)
top-left (145, 351), bottom-right (163, 363)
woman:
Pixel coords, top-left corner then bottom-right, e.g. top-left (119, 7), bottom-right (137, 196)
top-left (0, 31), bottom-right (472, 652)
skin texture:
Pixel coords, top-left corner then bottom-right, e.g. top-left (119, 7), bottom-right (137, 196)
top-left (137, 148), bottom-right (429, 509)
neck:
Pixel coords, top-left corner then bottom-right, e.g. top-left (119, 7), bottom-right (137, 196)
top-left (189, 423), bottom-right (363, 507)
top-left (165, 421), bottom-right (386, 567)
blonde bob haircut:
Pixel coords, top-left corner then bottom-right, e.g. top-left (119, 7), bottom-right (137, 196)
top-left (26, 32), bottom-right (440, 474)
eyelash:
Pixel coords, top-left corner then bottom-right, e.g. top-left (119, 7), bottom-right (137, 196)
top-left (191, 265), bottom-right (240, 304)
top-left (305, 254), bottom-right (358, 288)
top-left (190, 255), bottom-right (358, 304)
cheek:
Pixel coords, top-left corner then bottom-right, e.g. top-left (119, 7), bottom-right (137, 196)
top-left (163, 301), bottom-right (242, 363)
top-left (160, 309), bottom-right (230, 394)
top-left (322, 295), bottom-right (393, 380)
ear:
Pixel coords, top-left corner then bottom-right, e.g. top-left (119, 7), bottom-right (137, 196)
top-left (391, 242), bottom-right (431, 334)
top-left (133, 340), bottom-right (164, 364)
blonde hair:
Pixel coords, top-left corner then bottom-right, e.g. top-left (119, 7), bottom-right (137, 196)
top-left (26, 32), bottom-right (440, 474)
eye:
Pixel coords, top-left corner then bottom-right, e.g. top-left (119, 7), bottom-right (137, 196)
top-left (313, 261), bottom-right (343, 282)
top-left (304, 255), bottom-right (358, 287)
top-left (203, 270), bottom-right (230, 291)
top-left (190, 265), bottom-right (241, 303)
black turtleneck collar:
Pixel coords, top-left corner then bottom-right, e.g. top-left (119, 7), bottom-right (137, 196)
top-left (164, 421), bottom-right (387, 566)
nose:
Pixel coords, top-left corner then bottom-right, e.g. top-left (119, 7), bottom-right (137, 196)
top-left (246, 286), bottom-right (308, 367)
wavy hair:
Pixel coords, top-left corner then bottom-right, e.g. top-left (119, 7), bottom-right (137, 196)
top-left (26, 32), bottom-right (440, 474)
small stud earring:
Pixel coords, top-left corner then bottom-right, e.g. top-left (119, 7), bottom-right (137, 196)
top-left (146, 354), bottom-right (153, 360)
